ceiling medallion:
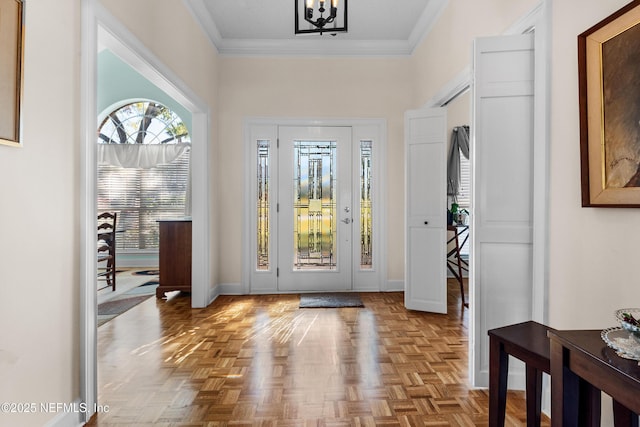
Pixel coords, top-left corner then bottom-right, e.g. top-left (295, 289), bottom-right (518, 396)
top-left (294, 0), bottom-right (348, 36)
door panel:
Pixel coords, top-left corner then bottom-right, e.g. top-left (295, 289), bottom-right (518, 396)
top-left (471, 33), bottom-right (535, 388)
top-left (278, 126), bottom-right (352, 292)
top-left (404, 108), bottom-right (447, 314)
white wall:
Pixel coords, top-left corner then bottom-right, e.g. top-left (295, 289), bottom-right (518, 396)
top-left (0, 1), bottom-right (81, 426)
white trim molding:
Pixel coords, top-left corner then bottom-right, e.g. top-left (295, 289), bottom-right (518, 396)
top-left (243, 117), bottom-right (388, 295)
top-left (183, 0), bottom-right (447, 57)
top-left (81, 0), bottom-right (213, 422)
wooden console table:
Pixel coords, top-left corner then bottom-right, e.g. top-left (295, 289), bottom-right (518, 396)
top-left (156, 219), bottom-right (192, 298)
top-left (489, 321), bottom-right (553, 427)
top-left (548, 329), bottom-right (640, 427)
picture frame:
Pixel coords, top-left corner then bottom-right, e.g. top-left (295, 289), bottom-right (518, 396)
top-left (579, 0), bottom-right (640, 207)
top-left (0, 0), bottom-right (24, 147)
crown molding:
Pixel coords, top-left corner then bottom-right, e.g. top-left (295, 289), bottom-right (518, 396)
top-left (183, 0), bottom-right (447, 57)
top-left (407, 0), bottom-right (448, 54)
top-left (216, 38), bottom-right (413, 57)
top-left (182, 0), bottom-right (222, 53)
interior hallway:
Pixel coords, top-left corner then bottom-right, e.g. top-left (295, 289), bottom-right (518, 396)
top-left (88, 280), bottom-right (545, 426)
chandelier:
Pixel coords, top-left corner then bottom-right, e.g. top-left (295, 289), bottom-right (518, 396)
top-left (295, 0), bottom-right (348, 35)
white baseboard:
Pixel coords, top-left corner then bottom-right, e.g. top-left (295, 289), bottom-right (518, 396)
top-left (42, 399), bottom-right (88, 427)
top-left (218, 282), bottom-right (404, 295)
top-left (219, 282), bottom-right (244, 295)
top-left (385, 280), bottom-right (404, 292)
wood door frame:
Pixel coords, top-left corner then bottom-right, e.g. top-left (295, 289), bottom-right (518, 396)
top-left (242, 118), bottom-right (387, 295)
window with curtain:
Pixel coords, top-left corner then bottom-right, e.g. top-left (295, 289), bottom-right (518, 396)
top-left (97, 101), bottom-right (191, 251)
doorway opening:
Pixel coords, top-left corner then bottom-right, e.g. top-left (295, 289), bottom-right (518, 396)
top-left (81, 5), bottom-right (211, 420)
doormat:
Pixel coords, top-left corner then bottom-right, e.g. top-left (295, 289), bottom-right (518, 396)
top-left (98, 294), bottom-right (151, 316)
top-left (97, 282), bottom-right (159, 326)
top-left (299, 293), bottom-right (364, 308)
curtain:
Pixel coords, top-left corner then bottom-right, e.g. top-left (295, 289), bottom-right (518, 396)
top-left (97, 143), bottom-right (191, 169)
top-left (447, 125), bottom-right (470, 198)
top-left (97, 142), bottom-right (192, 217)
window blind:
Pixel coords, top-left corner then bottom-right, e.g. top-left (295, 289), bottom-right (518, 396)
top-left (457, 151), bottom-right (471, 209)
top-left (97, 148), bottom-right (190, 250)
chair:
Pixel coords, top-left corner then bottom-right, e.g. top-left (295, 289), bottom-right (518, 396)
top-left (447, 224), bottom-right (469, 307)
top-left (97, 212), bottom-right (117, 291)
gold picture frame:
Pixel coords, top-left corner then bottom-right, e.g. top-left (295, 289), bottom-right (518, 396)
top-left (0, 0), bottom-right (24, 147)
top-left (579, 0), bottom-right (640, 207)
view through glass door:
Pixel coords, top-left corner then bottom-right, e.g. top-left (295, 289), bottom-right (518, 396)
top-left (277, 126), bottom-right (353, 291)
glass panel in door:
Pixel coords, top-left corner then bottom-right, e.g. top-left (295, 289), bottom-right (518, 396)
top-left (293, 140), bottom-right (337, 270)
top-left (278, 126), bottom-right (352, 292)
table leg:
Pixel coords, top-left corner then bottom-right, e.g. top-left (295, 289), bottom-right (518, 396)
top-left (489, 337), bottom-right (509, 427)
top-left (526, 365), bottom-right (542, 427)
top-left (578, 379), bottom-right (600, 427)
top-left (551, 340), bottom-right (581, 427)
top-left (612, 400), bottom-right (639, 427)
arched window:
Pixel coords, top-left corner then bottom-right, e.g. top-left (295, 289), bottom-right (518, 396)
top-left (98, 101), bottom-right (189, 145)
top-left (97, 101), bottom-right (191, 252)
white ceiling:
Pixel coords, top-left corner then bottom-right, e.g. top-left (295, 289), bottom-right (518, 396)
top-left (184, 0), bottom-right (448, 56)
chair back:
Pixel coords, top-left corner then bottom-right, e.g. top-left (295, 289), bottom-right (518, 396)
top-left (97, 212), bottom-right (117, 242)
top-left (97, 212), bottom-right (117, 291)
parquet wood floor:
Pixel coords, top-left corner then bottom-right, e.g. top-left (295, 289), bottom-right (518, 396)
top-left (87, 280), bottom-right (549, 426)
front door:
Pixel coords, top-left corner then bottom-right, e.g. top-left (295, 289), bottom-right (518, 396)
top-left (277, 126), bottom-right (353, 292)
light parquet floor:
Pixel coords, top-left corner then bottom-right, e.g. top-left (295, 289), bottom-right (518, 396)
top-left (87, 280), bottom-right (548, 426)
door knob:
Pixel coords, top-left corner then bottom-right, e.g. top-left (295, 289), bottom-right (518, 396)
top-left (424, 221), bottom-right (429, 225)
top-left (341, 218), bottom-right (351, 224)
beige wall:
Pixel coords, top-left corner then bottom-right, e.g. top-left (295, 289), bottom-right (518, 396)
top-left (0, 1), bottom-right (81, 426)
top-left (410, 0), bottom-right (537, 108)
top-left (218, 56), bottom-right (413, 283)
top-left (548, 0), bottom-right (637, 330)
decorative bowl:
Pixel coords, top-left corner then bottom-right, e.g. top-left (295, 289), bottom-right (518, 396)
top-left (615, 308), bottom-right (640, 342)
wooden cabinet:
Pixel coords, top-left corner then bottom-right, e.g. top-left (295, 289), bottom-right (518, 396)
top-left (156, 219), bottom-right (192, 298)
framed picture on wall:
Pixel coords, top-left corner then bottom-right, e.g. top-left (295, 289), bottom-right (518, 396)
top-left (579, 0), bottom-right (640, 207)
top-left (0, 0), bottom-right (24, 147)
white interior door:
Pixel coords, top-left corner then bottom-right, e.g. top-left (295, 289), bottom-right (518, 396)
top-left (404, 108), bottom-right (448, 314)
top-left (471, 33), bottom-right (535, 388)
top-left (277, 126), bottom-right (353, 292)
